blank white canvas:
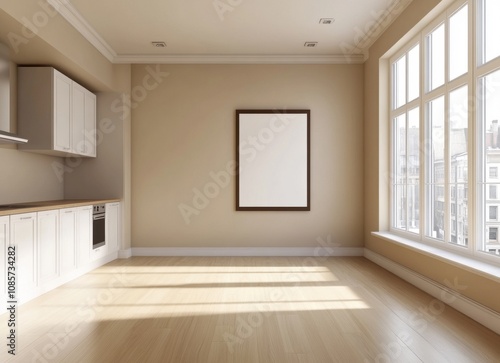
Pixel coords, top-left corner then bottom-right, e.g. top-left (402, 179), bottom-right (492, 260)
top-left (238, 113), bottom-right (308, 207)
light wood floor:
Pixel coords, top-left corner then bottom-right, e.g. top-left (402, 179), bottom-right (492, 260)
top-left (1, 257), bottom-right (500, 363)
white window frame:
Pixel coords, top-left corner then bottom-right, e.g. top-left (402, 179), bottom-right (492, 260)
top-left (389, 0), bottom-right (500, 266)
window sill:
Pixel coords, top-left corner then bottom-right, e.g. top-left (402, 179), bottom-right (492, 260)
top-left (371, 231), bottom-right (500, 283)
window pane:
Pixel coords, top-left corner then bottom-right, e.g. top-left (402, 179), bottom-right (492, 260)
top-left (480, 0), bottom-right (500, 64)
top-left (393, 114), bottom-right (406, 230)
top-left (450, 183), bottom-right (468, 246)
top-left (394, 185), bottom-right (406, 230)
top-left (427, 185), bottom-right (445, 240)
top-left (481, 70), bottom-right (500, 155)
top-left (479, 70), bottom-right (500, 256)
top-left (408, 45), bottom-right (420, 102)
top-left (427, 96), bottom-right (445, 184)
top-left (449, 86), bottom-right (469, 183)
top-left (427, 24), bottom-right (445, 92)
top-left (394, 114), bottom-right (406, 184)
top-left (408, 107), bottom-right (420, 233)
top-left (426, 96), bottom-right (445, 240)
top-left (394, 55), bottom-right (407, 109)
top-left (449, 5), bottom-right (468, 80)
top-left (485, 202), bottom-right (500, 255)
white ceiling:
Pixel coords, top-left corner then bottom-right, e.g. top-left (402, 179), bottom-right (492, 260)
top-left (50, 0), bottom-right (412, 64)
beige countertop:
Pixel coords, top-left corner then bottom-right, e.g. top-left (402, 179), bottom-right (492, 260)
top-left (0, 199), bottom-right (121, 216)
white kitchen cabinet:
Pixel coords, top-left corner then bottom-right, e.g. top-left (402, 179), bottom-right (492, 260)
top-left (0, 216), bottom-right (9, 302)
top-left (10, 213), bottom-right (37, 300)
top-left (59, 208), bottom-right (77, 275)
top-left (18, 67), bottom-right (97, 157)
top-left (106, 202), bottom-right (121, 254)
top-left (54, 71), bottom-right (72, 152)
top-left (37, 210), bottom-right (59, 285)
top-left (77, 206), bottom-right (92, 267)
top-left (72, 83), bottom-right (96, 157)
top-left (83, 90), bottom-right (97, 157)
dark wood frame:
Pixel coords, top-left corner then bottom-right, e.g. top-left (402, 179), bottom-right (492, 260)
top-left (236, 109), bottom-right (310, 211)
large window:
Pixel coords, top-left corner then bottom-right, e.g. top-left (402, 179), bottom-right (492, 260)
top-left (390, 0), bottom-right (500, 261)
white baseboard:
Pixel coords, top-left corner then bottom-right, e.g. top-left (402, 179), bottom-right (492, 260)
top-left (364, 248), bottom-right (500, 335)
top-left (118, 248), bottom-right (132, 259)
top-left (131, 247), bottom-right (364, 257)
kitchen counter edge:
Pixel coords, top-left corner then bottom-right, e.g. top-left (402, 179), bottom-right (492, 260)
top-left (0, 199), bottom-right (122, 216)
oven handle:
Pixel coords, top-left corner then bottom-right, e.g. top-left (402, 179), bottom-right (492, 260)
top-left (93, 214), bottom-right (105, 220)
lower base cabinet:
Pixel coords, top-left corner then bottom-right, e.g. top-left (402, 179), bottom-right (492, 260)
top-left (59, 208), bottom-right (78, 275)
top-left (38, 210), bottom-right (60, 285)
top-left (0, 201), bottom-right (120, 305)
top-left (106, 202), bottom-right (121, 254)
top-left (77, 206), bottom-right (92, 267)
top-left (10, 213), bottom-right (37, 301)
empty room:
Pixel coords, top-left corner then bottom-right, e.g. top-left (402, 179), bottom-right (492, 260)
top-left (0, 0), bottom-right (500, 362)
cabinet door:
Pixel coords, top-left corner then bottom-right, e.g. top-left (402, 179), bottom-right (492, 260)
top-left (84, 91), bottom-right (97, 157)
top-left (77, 206), bottom-right (92, 267)
top-left (72, 83), bottom-right (86, 155)
top-left (10, 213), bottom-right (37, 297)
top-left (38, 210), bottom-right (59, 284)
top-left (0, 216), bottom-right (9, 302)
top-left (59, 208), bottom-right (77, 275)
top-left (53, 70), bottom-right (72, 152)
top-left (106, 203), bottom-right (120, 254)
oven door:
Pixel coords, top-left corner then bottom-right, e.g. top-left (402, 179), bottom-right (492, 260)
top-left (93, 213), bottom-right (105, 249)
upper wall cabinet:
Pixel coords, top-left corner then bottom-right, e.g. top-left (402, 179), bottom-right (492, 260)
top-left (18, 67), bottom-right (97, 157)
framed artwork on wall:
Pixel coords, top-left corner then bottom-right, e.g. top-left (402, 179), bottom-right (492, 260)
top-left (236, 109), bottom-right (310, 211)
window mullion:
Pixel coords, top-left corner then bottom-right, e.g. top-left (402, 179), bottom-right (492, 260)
top-left (469, 0), bottom-right (477, 255)
top-left (445, 92), bottom-right (451, 244)
top-left (406, 54), bottom-right (411, 232)
top-left (420, 33), bottom-right (426, 241)
top-left (445, 15), bottom-right (451, 245)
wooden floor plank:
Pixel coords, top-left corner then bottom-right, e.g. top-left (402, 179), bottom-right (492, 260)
top-left (1, 256), bottom-right (499, 363)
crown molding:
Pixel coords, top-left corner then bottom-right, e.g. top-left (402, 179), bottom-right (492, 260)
top-left (47, 0), bottom-right (117, 62)
top-left (113, 54), bottom-right (365, 64)
top-left (352, 0), bottom-right (413, 54)
top-left (48, 0), bottom-right (366, 65)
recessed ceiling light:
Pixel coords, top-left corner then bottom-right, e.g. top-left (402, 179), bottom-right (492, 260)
top-left (151, 41), bottom-right (167, 48)
top-left (304, 42), bottom-right (318, 48)
top-left (319, 18), bottom-right (335, 25)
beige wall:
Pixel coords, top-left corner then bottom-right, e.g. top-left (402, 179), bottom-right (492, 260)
top-left (0, 61), bottom-right (63, 204)
top-left (131, 64), bottom-right (364, 248)
top-left (364, 0), bottom-right (500, 313)
top-left (0, 146), bottom-right (64, 204)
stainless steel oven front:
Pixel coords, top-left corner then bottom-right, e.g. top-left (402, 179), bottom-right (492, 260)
top-left (92, 204), bottom-right (106, 249)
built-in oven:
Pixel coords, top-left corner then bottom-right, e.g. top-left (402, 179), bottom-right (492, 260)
top-left (92, 204), bottom-right (106, 249)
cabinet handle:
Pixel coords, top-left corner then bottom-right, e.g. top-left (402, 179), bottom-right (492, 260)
top-left (20, 217), bottom-right (32, 220)
top-left (64, 211), bottom-right (73, 214)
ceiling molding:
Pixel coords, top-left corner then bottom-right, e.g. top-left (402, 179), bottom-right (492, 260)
top-left (47, 0), bottom-right (117, 62)
top-left (48, 0), bottom-right (367, 65)
top-left (352, 0), bottom-right (414, 54)
top-left (113, 54), bottom-right (365, 65)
